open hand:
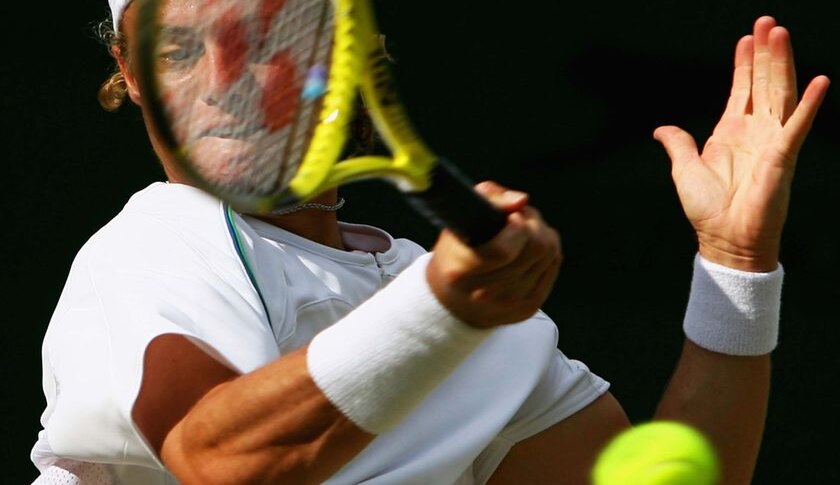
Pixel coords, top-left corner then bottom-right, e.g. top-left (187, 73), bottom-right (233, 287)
top-left (654, 16), bottom-right (830, 272)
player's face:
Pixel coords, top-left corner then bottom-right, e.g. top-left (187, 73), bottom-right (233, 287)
top-left (140, 0), bottom-right (307, 187)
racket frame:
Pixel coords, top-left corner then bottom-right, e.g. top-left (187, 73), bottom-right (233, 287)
top-left (134, 0), bottom-right (507, 245)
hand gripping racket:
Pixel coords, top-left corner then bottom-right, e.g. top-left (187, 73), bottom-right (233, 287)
top-left (133, 0), bottom-right (507, 246)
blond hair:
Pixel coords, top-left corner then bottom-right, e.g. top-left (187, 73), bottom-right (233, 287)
top-left (95, 19), bottom-right (129, 112)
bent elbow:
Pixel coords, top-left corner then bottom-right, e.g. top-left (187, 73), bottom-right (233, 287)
top-left (162, 420), bottom-right (324, 485)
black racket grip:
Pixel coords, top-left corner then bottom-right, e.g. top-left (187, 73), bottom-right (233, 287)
top-left (406, 158), bottom-right (509, 247)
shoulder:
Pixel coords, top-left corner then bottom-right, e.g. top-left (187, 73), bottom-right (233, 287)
top-left (77, 182), bottom-right (236, 276)
top-left (44, 182), bottom-right (277, 377)
top-left (48, 182), bottom-right (264, 348)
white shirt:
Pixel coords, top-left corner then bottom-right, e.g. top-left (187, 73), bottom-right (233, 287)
top-left (32, 182), bottom-right (608, 484)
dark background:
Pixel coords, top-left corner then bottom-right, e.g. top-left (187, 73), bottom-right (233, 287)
top-left (3, 0), bottom-right (838, 482)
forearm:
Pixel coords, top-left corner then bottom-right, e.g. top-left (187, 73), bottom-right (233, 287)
top-left (655, 340), bottom-right (770, 485)
top-left (158, 254), bottom-right (489, 484)
top-left (653, 253), bottom-right (781, 484)
top-left (649, 13), bottom-right (829, 485)
top-left (161, 346), bottom-right (374, 485)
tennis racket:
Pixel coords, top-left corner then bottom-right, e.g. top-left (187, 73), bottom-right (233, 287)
top-left (133, 0), bottom-right (507, 246)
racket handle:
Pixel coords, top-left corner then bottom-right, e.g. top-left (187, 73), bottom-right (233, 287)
top-left (406, 158), bottom-right (509, 247)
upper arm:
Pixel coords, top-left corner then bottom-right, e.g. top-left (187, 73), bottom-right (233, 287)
top-left (132, 334), bottom-right (240, 457)
top-left (133, 334), bottom-right (374, 485)
top-left (487, 392), bottom-right (631, 485)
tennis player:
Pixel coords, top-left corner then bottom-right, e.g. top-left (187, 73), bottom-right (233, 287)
top-left (30, 1), bottom-right (829, 484)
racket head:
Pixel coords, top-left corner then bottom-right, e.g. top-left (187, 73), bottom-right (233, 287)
top-left (133, 0), bottom-right (364, 213)
top-left (133, 0), bottom-right (507, 245)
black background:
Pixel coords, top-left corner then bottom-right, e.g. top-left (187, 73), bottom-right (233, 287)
top-left (3, 0), bottom-right (838, 482)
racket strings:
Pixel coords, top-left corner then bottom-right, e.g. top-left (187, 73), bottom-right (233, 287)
top-left (158, 0), bottom-right (335, 197)
top-left (276, 0), bottom-right (333, 190)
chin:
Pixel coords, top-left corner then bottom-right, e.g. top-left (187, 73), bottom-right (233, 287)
top-left (191, 138), bottom-right (286, 195)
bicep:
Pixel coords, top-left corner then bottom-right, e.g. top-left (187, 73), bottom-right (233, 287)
top-left (487, 392), bottom-right (631, 485)
top-left (132, 333), bottom-right (240, 457)
top-left (134, 335), bottom-right (374, 484)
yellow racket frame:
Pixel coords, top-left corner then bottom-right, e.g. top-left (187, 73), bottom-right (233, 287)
top-left (136, 0), bottom-right (443, 215)
top-left (282, 0), bottom-right (438, 210)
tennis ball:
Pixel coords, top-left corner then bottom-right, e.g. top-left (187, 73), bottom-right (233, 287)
top-left (592, 421), bottom-right (719, 485)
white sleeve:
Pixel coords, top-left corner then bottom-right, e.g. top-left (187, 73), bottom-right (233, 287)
top-left (471, 312), bottom-right (610, 484)
top-left (32, 461), bottom-right (112, 485)
top-left (39, 225), bottom-right (278, 470)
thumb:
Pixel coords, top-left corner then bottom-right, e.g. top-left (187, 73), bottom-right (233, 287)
top-left (653, 126), bottom-right (700, 171)
top-left (474, 180), bottom-right (530, 213)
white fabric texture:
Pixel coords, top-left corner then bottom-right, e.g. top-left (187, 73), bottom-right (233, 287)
top-left (30, 182), bottom-right (609, 484)
top-left (684, 253), bottom-right (783, 355)
top-left (108, 0), bottom-right (130, 31)
top-left (308, 252), bottom-right (492, 433)
top-left (470, 341), bottom-right (608, 484)
top-left (33, 461), bottom-right (112, 485)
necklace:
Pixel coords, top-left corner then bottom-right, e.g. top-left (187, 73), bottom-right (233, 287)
top-left (270, 197), bottom-right (346, 215)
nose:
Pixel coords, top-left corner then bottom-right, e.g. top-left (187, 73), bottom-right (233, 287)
top-left (203, 16), bottom-right (250, 105)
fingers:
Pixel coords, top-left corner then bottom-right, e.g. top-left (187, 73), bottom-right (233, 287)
top-left (723, 35), bottom-right (754, 117)
top-left (465, 185), bottom-right (562, 307)
top-left (768, 26), bottom-right (798, 121)
top-left (473, 206), bottom-right (562, 303)
top-left (724, 16), bottom-right (804, 124)
top-left (429, 185), bottom-right (563, 326)
top-left (653, 126), bottom-right (701, 173)
top-left (444, 182), bottom-right (543, 270)
top-left (512, 236), bottom-right (562, 306)
top-left (782, 75), bottom-right (831, 155)
top-left (467, 181), bottom-right (532, 265)
top-left (752, 16), bottom-right (799, 122)
top-left (460, 211), bottom-right (531, 269)
top-left (750, 16), bottom-right (777, 115)
top-left (474, 180), bottom-right (529, 213)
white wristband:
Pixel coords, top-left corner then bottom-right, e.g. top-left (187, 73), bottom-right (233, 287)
top-left (306, 252), bottom-right (492, 433)
top-left (683, 253), bottom-right (783, 356)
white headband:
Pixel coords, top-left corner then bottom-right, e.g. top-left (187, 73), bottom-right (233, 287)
top-left (109, 0), bottom-right (131, 32)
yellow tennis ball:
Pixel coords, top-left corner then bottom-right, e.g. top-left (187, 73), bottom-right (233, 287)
top-left (592, 421), bottom-right (719, 485)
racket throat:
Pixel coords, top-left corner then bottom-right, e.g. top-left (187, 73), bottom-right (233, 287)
top-left (405, 159), bottom-right (508, 247)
